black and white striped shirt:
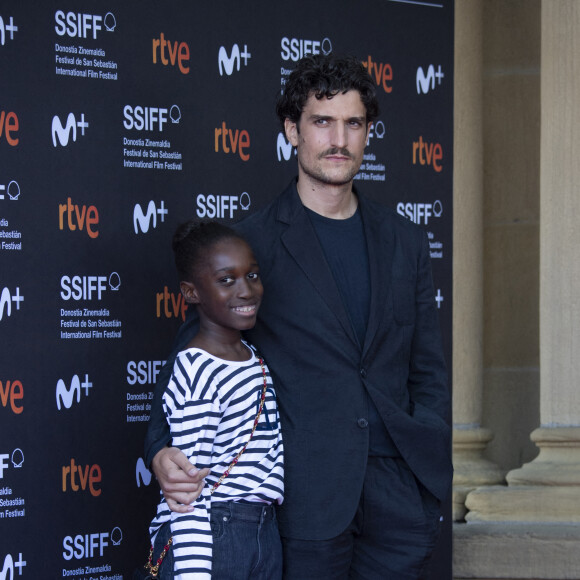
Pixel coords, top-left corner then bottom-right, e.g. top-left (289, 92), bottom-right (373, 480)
top-left (149, 342), bottom-right (284, 579)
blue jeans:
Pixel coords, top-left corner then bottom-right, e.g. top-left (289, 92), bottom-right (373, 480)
top-left (210, 501), bottom-right (282, 580)
top-left (151, 501), bottom-right (282, 579)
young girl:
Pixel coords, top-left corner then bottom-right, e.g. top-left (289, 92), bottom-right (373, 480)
top-left (147, 220), bottom-right (284, 579)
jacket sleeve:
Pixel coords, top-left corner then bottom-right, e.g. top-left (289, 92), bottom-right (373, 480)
top-left (407, 230), bottom-right (449, 423)
top-left (143, 308), bottom-right (200, 468)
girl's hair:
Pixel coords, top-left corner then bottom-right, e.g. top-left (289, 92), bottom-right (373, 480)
top-left (172, 220), bottom-right (245, 281)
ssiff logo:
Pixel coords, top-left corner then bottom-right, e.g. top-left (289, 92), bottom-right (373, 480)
top-left (127, 360), bottom-right (164, 385)
top-left (55, 11), bottom-right (116, 39)
top-left (0, 287), bottom-right (23, 321)
top-left (0, 15), bottom-right (18, 46)
top-left (62, 527), bottom-right (122, 560)
top-left (0, 180), bottom-right (20, 200)
top-left (416, 65), bottom-right (444, 94)
top-left (59, 197), bottom-right (99, 238)
top-left (52, 113), bottom-right (89, 147)
top-left (366, 120), bottom-right (386, 146)
top-left (0, 553), bottom-right (26, 577)
top-left (60, 273), bottom-right (120, 301)
top-left (0, 379), bottom-right (23, 414)
top-left (397, 200), bottom-right (443, 225)
top-left (281, 36), bottom-right (332, 61)
top-left (0, 448), bottom-right (24, 478)
top-left (0, 110), bottom-right (19, 146)
top-left (196, 192), bottom-right (251, 220)
top-left (123, 105), bottom-right (181, 132)
top-left (56, 374), bottom-right (92, 410)
top-left (133, 200), bottom-right (168, 234)
top-left (218, 44), bottom-right (251, 76)
top-left (152, 33), bottom-right (190, 74)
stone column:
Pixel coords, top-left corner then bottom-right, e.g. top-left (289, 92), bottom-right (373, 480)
top-left (465, 0), bottom-right (580, 523)
top-left (452, 0), bottom-right (503, 521)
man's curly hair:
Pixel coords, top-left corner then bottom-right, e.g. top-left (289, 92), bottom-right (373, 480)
top-left (276, 53), bottom-right (379, 130)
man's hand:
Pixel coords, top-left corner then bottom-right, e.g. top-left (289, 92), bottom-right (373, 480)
top-left (151, 447), bottom-right (211, 513)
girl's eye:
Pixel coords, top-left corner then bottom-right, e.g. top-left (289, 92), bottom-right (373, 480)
top-left (248, 272), bottom-right (260, 280)
top-left (219, 276), bottom-right (234, 285)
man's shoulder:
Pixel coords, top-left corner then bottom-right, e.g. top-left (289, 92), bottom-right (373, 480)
top-left (359, 193), bottom-right (424, 238)
top-left (234, 180), bottom-right (296, 242)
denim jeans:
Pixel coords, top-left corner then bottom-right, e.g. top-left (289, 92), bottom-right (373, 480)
top-left (151, 501), bottom-right (282, 579)
top-left (210, 501), bottom-right (282, 580)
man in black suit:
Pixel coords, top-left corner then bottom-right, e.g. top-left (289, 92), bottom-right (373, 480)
top-left (145, 53), bottom-right (452, 579)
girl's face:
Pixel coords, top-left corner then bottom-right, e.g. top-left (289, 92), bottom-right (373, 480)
top-left (182, 238), bottom-right (263, 333)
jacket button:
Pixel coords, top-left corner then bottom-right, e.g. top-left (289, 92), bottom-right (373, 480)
top-left (357, 418), bottom-right (368, 428)
top-left (360, 368), bottom-right (367, 378)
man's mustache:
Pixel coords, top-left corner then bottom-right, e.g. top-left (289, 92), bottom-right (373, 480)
top-left (318, 147), bottom-right (354, 160)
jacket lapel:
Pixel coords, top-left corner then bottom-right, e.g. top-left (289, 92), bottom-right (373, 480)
top-left (360, 195), bottom-right (394, 357)
top-left (277, 181), bottom-right (359, 348)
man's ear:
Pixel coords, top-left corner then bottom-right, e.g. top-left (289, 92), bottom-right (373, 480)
top-left (284, 118), bottom-right (299, 147)
top-left (180, 281), bottom-right (199, 304)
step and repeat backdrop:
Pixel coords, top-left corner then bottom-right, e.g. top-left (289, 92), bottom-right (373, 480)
top-left (0, 1), bottom-right (454, 577)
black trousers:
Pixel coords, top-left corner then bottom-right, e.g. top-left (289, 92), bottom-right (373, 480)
top-left (282, 457), bottom-right (442, 580)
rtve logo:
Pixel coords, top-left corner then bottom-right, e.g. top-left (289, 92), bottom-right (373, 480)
top-left (196, 191), bottom-right (251, 220)
top-left (123, 105), bottom-right (181, 132)
top-left (277, 133), bottom-right (294, 162)
top-left (0, 379), bottom-right (23, 415)
top-left (62, 458), bottom-right (102, 497)
top-left (63, 527), bottom-right (123, 561)
top-left (0, 15), bottom-right (18, 46)
top-left (127, 360), bottom-right (164, 385)
top-left (416, 65), bottom-right (445, 94)
top-left (397, 200), bottom-right (443, 225)
top-left (280, 36), bottom-right (332, 61)
top-left (0, 110), bottom-right (19, 146)
top-left (152, 33), bottom-right (190, 74)
top-left (60, 273), bottom-right (121, 301)
top-left (52, 113), bottom-right (89, 147)
top-left (56, 374), bottom-right (92, 411)
top-left (0, 180), bottom-right (20, 200)
top-left (0, 448), bottom-right (24, 478)
top-left (136, 457), bottom-right (153, 487)
top-left (55, 11), bottom-right (117, 39)
top-left (133, 200), bottom-right (168, 234)
top-left (362, 56), bottom-right (393, 94)
top-left (412, 136), bottom-right (443, 173)
top-left (215, 122), bottom-right (250, 161)
top-left (59, 197), bottom-right (99, 238)
top-left (157, 286), bottom-right (188, 321)
top-left (218, 44), bottom-right (251, 76)
top-left (0, 553), bottom-right (26, 577)
top-left (0, 286), bottom-right (24, 321)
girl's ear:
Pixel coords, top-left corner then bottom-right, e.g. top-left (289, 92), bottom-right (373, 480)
top-left (180, 281), bottom-right (199, 304)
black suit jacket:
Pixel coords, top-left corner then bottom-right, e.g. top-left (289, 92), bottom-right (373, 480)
top-left (145, 179), bottom-right (452, 540)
